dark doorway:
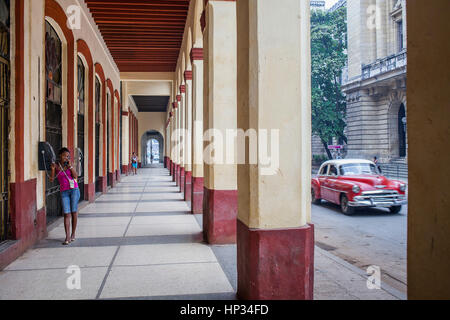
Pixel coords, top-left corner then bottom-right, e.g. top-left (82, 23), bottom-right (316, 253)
top-left (0, 0), bottom-right (10, 242)
top-left (398, 104), bottom-right (407, 158)
top-left (45, 21), bottom-right (63, 223)
top-left (77, 56), bottom-right (85, 202)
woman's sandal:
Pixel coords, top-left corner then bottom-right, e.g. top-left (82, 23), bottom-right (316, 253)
top-left (62, 240), bottom-right (70, 245)
top-left (70, 238), bottom-right (76, 243)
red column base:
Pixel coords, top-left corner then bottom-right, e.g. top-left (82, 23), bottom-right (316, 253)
top-left (116, 170), bottom-right (121, 183)
top-left (191, 177), bottom-right (204, 214)
top-left (237, 220), bottom-right (314, 300)
top-left (176, 165), bottom-right (181, 186)
top-left (138, 162), bottom-right (142, 168)
top-left (109, 172), bottom-right (117, 187)
top-left (2, 180), bottom-right (47, 270)
top-left (164, 157), bottom-right (168, 168)
top-left (203, 187), bottom-right (237, 244)
top-left (122, 165), bottom-right (129, 176)
top-left (84, 183), bottom-right (95, 203)
top-left (180, 168), bottom-right (185, 193)
top-left (184, 171), bottom-right (192, 202)
top-left (98, 176), bottom-right (108, 194)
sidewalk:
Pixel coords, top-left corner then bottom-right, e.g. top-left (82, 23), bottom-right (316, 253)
top-left (0, 166), bottom-right (403, 300)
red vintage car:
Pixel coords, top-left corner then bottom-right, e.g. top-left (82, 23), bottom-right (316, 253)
top-left (311, 159), bottom-right (407, 215)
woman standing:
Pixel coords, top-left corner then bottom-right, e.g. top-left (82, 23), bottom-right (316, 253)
top-left (50, 148), bottom-right (81, 245)
top-left (131, 152), bottom-right (138, 175)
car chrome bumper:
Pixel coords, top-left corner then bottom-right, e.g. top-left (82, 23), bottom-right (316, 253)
top-left (349, 198), bottom-right (408, 208)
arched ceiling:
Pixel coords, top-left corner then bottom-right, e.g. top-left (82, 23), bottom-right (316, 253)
top-left (85, 0), bottom-right (190, 72)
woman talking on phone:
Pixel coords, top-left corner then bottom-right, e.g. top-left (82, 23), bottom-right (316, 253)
top-left (49, 148), bottom-right (81, 245)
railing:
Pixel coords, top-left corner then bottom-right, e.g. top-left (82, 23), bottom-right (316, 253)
top-left (362, 50), bottom-right (407, 80)
top-left (379, 163), bottom-right (408, 182)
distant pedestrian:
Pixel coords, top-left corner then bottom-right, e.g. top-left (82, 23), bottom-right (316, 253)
top-left (373, 156), bottom-right (382, 174)
top-left (131, 152), bottom-right (138, 175)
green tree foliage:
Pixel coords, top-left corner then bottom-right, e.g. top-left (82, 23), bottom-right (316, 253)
top-left (311, 7), bottom-right (347, 159)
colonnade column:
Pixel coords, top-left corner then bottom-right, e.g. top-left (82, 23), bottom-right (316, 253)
top-left (184, 72), bottom-right (193, 203)
top-left (236, 0), bottom-right (314, 300)
top-left (179, 85), bottom-right (186, 192)
top-left (176, 94), bottom-right (182, 185)
top-left (190, 48), bottom-right (204, 214)
top-left (121, 110), bottom-right (129, 176)
top-left (202, 0), bottom-right (238, 244)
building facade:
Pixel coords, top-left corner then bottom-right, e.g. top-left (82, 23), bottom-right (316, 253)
top-left (342, 0), bottom-right (407, 163)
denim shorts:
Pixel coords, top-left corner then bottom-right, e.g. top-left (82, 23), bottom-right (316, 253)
top-left (61, 188), bottom-right (81, 214)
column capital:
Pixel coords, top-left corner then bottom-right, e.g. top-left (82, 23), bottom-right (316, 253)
top-left (173, 102), bottom-right (178, 109)
top-left (179, 85), bottom-right (186, 93)
top-left (190, 48), bottom-right (204, 63)
top-left (184, 70), bottom-right (193, 81)
top-left (176, 95), bottom-right (182, 101)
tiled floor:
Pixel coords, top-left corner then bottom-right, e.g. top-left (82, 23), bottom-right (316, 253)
top-left (0, 165), bottom-right (403, 300)
top-left (0, 166), bottom-right (234, 300)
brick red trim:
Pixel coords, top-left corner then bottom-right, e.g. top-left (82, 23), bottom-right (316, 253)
top-left (190, 48), bottom-right (204, 63)
top-left (203, 188), bottom-right (237, 244)
top-left (180, 167), bottom-right (186, 194)
top-left (173, 102), bottom-right (178, 109)
top-left (191, 177), bottom-right (204, 214)
top-left (184, 171), bottom-right (192, 202)
top-left (180, 85), bottom-right (186, 93)
top-left (176, 95), bottom-right (181, 102)
top-left (184, 71), bottom-right (193, 81)
top-left (84, 183), bottom-right (95, 203)
top-left (98, 176), bottom-right (107, 194)
top-left (237, 221), bottom-right (314, 300)
top-left (122, 111), bottom-right (129, 116)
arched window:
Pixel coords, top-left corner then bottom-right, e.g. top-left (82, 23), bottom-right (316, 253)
top-left (45, 20), bottom-right (63, 221)
top-left (77, 56), bottom-right (86, 201)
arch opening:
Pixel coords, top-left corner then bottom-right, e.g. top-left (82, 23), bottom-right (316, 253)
top-left (141, 130), bottom-right (164, 167)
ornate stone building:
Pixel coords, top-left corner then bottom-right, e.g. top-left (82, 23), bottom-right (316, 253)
top-left (342, 0), bottom-right (407, 163)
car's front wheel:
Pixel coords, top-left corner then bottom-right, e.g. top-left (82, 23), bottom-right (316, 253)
top-left (340, 194), bottom-right (355, 216)
top-left (389, 206), bottom-right (402, 214)
top-left (311, 188), bottom-right (321, 205)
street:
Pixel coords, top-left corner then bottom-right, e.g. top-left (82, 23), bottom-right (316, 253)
top-left (312, 201), bottom-right (408, 295)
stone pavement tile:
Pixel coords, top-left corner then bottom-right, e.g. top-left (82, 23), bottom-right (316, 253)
top-left (135, 201), bottom-right (190, 213)
top-left (314, 279), bottom-right (359, 300)
top-left (80, 203), bottom-right (137, 214)
top-left (100, 263), bottom-right (234, 299)
top-left (130, 215), bottom-right (197, 225)
top-left (48, 225), bottom-right (127, 239)
top-left (125, 223), bottom-right (202, 237)
top-left (0, 267), bottom-right (108, 300)
top-left (140, 193), bottom-right (184, 201)
top-left (72, 217), bottom-right (132, 227)
top-left (97, 193), bottom-right (142, 201)
top-left (114, 243), bottom-right (217, 266)
top-left (4, 246), bottom-right (117, 270)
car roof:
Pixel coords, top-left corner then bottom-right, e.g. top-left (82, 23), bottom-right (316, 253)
top-left (320, 159), bottom-right (375, 167)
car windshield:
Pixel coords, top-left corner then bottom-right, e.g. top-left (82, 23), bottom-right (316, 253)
top-left (340, 163), bottom-right (378, 176)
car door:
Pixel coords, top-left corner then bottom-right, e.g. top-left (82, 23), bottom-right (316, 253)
top-left (327, 165), bottom-right (340, 204)
top-left (318, 165), bottom-right (330, 201)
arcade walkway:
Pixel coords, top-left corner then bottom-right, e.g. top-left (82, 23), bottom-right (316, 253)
top-left (0, 166), bottom-right (402, 300)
